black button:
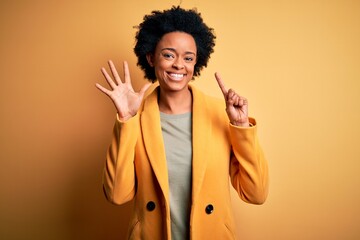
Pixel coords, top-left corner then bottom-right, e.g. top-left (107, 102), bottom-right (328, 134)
top-left (146, 201), bottom-right (156, 211)
top-left (205, 204), bottom-right (214, 214)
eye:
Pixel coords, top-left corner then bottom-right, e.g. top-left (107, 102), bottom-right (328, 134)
top-left (184, 56), bottom-right (194, 62)
top-left (162, 53), bottom-right (174, 59)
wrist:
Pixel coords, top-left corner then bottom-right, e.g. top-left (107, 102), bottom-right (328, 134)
top-left (117, 113), bottom-right (133, 122)
top-left (231, 119), bottom-right (250, 127)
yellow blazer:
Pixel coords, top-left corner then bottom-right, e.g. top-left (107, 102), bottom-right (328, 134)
top-left (103, 84), bottom-right (269, 239)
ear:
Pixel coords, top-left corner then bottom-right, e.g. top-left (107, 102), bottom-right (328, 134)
top-left (146, 53), bottom-right (154, 67)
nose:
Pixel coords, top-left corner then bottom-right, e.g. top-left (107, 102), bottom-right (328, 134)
top-left (172, 59), bottom-right (184, 69)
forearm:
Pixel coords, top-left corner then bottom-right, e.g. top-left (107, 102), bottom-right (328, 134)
top-left (229, 117), bottom-right (269, 204)
top-left (103, 114), bottom-right (139, 205)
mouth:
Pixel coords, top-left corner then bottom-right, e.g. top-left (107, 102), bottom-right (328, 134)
top-left (167, 72), bottom-right (186, 81)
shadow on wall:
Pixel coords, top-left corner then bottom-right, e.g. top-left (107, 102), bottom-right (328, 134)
top-left (60, 107), bottom-right (134, 240)
top-left (60, 55), bottom-right (148, 240)
top-left (62, 57), bottom-right (147, 240)
top-left (66, 152), bottom-right (134, 240)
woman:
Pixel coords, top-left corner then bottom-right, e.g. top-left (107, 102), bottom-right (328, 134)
top-left (96, 6), bottom-right (269, 240)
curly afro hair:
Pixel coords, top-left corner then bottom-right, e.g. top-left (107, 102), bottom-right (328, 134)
top-left (134, 6), bottom-right (216, 82)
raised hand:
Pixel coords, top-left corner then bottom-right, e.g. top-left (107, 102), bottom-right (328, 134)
top-left (96, 60), bottom-right (151, 121)
top-left (215, 72), bottom-right (250, 127)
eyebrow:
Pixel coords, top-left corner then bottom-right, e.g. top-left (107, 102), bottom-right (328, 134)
top-left (161, 48), bottom-right (196, 55)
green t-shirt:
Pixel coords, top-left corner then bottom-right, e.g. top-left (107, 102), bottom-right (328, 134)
top-left (160, 112), bottom-right (192, 240)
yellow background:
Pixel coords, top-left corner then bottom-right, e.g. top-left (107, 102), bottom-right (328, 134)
top-left (1, 0), bottom-right (359, 239)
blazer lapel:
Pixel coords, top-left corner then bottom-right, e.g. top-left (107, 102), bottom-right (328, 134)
top-left (140, 84), bottom-right (211, 206)
top-left (190, 85), bottom-right (211, 203)
top-left (140, 87), bottom-right (170, 204)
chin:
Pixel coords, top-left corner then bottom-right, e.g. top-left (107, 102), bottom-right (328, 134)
top-left (160, 80), bottom-right (189, 92)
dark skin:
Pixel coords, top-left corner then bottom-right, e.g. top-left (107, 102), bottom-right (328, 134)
top-left (96, 32), bottom-right (249, 127)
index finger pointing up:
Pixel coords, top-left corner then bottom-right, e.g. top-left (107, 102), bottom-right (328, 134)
top-left (215, 72), bottom-right (228, 98)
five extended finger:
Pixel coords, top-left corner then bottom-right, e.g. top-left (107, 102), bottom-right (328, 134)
top-left (108, 60), bottom-right (122, 84)
top-left (139, 82), bottom-right (152, 96)
top-left (95, 83), bottom-right (111, 96)
top-left (123, 61), bottom-right (131, 83)
top-left (101, 67), bottom-right (117, 89)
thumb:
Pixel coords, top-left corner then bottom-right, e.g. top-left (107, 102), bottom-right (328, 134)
top-left (139, 82), bottom-right (152, 97)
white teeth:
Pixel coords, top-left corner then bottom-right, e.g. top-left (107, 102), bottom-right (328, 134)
top-left (169, 73), bottom-right (184, 79)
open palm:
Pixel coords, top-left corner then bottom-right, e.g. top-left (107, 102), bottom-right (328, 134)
top-left (96, 60), bottom-right (151, 121)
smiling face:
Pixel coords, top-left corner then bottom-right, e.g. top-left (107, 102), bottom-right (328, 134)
top-left (147, 31), bottom-right (197, 93)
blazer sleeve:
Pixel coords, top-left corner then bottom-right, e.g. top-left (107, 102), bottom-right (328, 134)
top-left (229, 117), bottom-right (269, 204)
top-left (102, 114), bottom-right (139, 205)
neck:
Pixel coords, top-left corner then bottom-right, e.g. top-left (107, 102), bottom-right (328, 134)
top-left (158, 88), bottom-right (192, 114)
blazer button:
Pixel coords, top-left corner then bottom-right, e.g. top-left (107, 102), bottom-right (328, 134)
top-left (205, 204), bottom-right (214, 214)
top-left (146, 201), bottom-right (156, 211)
